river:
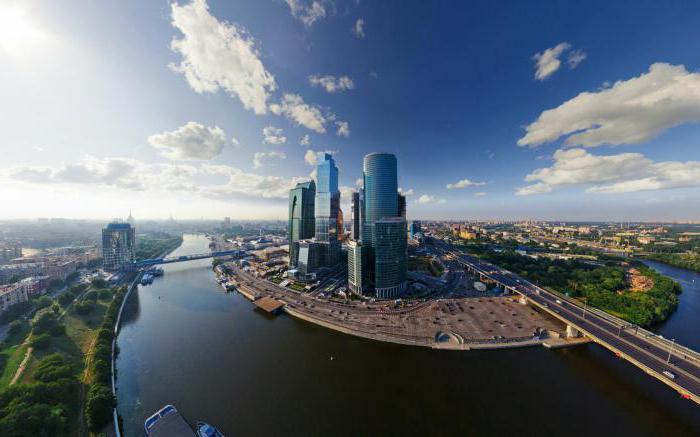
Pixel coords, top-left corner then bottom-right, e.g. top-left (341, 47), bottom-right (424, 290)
top-left (116, 235), bottom-right (700, 436)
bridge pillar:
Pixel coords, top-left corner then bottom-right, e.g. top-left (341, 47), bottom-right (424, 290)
top-left (566, 325), bottom-right (581, 338)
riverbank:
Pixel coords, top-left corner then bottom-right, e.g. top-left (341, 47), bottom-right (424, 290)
top-left (231, 268), bottom-right (587, 351)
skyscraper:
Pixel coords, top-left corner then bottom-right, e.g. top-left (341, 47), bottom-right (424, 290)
top-left (409, 220), bottom-right (422, 239)
top-left (102, 222), bottom-right (135, 272)
top-left (347, 240), bottom-right (368, 294)
top-left (352, 152), bottom-right (407, 298)
top-left (351, 191), bottom-right (362, 241)
top-left (314, 153), bottom-right (341, 266)
top-left (288, 180), bottom-right (316, 268)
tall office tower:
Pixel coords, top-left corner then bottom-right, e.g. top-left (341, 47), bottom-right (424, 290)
top-left (358, 152), bottom-right (408, 297)
top-left (398, 193), bottom-right (406, 219)
top-left (102, 222), bottom-right (135, 272)
top-left (288, 180), bottom-right (316, 268)
top-left (351, 191), bottom-right (361, 241)
top-left (409, 220), bottom-right (422, 239)
top-left (347, 240), bottom-right (368, 294)
top-left (127, 210), bottom-right (135, 227)
top-left (314, 153), bottom-right (341, 266)
top-left (296, 240), bottom-right (321, 278)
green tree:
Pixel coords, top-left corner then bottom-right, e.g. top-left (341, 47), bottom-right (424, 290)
top-left (85, 384), bottom-right (115, 431)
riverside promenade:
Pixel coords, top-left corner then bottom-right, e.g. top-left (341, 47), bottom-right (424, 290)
top-left (229, 266), bottom-right (586, 351)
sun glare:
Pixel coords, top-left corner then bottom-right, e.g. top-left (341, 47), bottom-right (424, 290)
top-left (0, 4), bottom-right (42, 55)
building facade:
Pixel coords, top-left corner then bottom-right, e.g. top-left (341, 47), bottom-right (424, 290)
top-left (288, 180), bottom-right (316, 268)
top-left (0, 283), bottom-right (29, 313)
top-left (409, 221), bottom-right (422, 239)
top-left (314, 153), bottom-right (341, 266)
top-left (102, 222), bottom-right (135, 272)
top-left (347, 240), bottom-right (368, 294)
top-left (350, 152), bottom-right (407, 298)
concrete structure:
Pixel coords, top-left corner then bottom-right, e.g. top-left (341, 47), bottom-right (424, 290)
top-left (102, 222), bottom-right (135, 272)
top-left (314, 153), bottom-right (341, 266)
top-left (288, 180), bottom-right (316, 268)
top-left (0, 282), bottom-right (29, 313)
top-left (347, 240), bottom-right (368, 294)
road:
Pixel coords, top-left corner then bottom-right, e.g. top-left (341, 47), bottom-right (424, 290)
top-left (429, 237), bottom-right (700, 404)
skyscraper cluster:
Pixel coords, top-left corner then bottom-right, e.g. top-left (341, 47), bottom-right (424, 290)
top-left (288, 152), bottom-right (407, 299)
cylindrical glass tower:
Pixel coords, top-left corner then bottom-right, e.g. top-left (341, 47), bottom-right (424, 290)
top-left (363, 153), bottom-right (398, 224)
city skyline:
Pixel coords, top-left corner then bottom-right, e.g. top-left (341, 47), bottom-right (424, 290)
top-left (2, 0), bottom-right (700, 221)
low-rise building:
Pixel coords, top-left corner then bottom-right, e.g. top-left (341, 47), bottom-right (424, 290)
top-left (0, 283), bottom-right (29, 313)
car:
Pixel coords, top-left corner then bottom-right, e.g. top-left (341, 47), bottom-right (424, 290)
top-left (555, 299), bottom-right (563, 305)
top-left (662, 370), bottom-right (677, 380)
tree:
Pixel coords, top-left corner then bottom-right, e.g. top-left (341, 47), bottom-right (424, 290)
top-left (57, 291), bottom-right (74, 307)
top-left (32, 312), bottom-right (58, 335)
top-left (91, 278), bottom-right (107, 289)
top-left (85, 384), bottom-right (115, 431)
top-left (30, 333), bottom-right (51, 349)
top-left (7, 320), bottom-right (23, 337)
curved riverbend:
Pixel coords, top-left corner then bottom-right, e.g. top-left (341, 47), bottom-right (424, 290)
top-left (116, 235), bottom-right (700, 435)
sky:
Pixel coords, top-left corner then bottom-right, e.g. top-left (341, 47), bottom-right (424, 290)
top-left (1, 0), bottom-right (700, 221)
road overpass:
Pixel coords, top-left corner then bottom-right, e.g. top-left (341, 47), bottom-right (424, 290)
top-left (430, 237), bottom-right (700, 406)
top-left (133, 249), bottom-right (243, 268)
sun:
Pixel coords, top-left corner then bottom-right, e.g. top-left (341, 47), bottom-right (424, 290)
top-left (0, 4), bottom-right (42, 55)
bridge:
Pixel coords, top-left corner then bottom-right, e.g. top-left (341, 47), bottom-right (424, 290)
top-left (133, 249), bottom-right (243, 268)
top-left (429, 237), bottom-right (700, 405)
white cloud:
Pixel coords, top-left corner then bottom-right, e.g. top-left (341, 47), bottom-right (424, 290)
top-left (304, 149), bottom-right (319, 166)
top-left (339, 185), bottom-right (355, 200)
top-left (2, 156), bottom-right (309, 201)
top-left (262, 126), bottom-right (287, 145)
top-left (148, 122), bottom-right (225, 161)
top-left (417, 194), bottom-right (445, 204)
top-left (532, 42), bottom-right (570, 81)
top-left (519, 63), bottom-right (700, 149)
top-left (473, 192), bottom-right (487, 197)
top-left (353, 18), bottom-right (365, 38)
top-left (517, 148), bottom-right (700, 195)
top-left (398, 187), bottom-right (414, 196)
top-left (231, 137), bottom-right (240, 146)
top-left (270, 93), bottom-right (328, 133)
top-left (567, 49), bottom-right (587, 69)
top-left (355, 177), bottom-right (363, 187)
top-left (308, 74), bottom-right (354, 93)
top-left (446, 178), bottom-right (486, 189)
top-left (335, 120), bottom-right (350, 137)
top-left (285, 0), bottom-right (327, 27)
top-left (169, 0), bottom-right (276, 115)
top-left (253, 151), bottom-right (286, 168)
top-left (299, 134), bottom-right (311, 146)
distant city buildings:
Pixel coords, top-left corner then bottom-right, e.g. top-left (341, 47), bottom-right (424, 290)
top-left (102, 222), bottom-right (135, 272)
top-left (0, 243), bottom-right (22, 265)
top-left (409, 221), bottom-right (422, 239)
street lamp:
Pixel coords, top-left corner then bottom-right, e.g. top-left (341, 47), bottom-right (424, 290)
top-left (667, 338), bottom-right (676, 364)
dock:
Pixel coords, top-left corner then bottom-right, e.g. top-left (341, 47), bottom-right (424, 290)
top-left (253, 296), bottom-right (285, 314)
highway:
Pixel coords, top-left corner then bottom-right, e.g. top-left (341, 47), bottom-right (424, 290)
top-left (429, 237), bottom-right (700, 405)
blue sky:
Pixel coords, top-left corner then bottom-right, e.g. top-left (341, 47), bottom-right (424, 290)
top-left (1, 0), bottom-right (700, 221)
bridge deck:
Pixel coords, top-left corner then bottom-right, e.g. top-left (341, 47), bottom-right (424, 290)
top-left (432, 238), bottom-right (700, 406)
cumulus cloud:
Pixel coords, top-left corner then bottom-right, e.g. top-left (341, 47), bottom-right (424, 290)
top-left (335, 120), bottom-right (350, 137)
top-left (519, 63), bottom-right (700, 149)
top-left (262, 126), bottom-right (287, 145)
top-left (148, 122), bottom-right (225, 161)
top-left (169, 0), bottom-right (276, 115)
top-left (474, 192), bottom-right (487, 197)
top-left (417, 194), bottom-right (445, 204)
top-left (446, 178), bottom-right (486, 189)
top-left (532, 42), bottom-right (585, 81)
top-left (231, 137), bottom-right (240, 146)
top-left (2, 156), bottom-right (313, 201)
top-left (398, 187), bottom-right (414, 196)
top-left (285, 0), bottom-right (327, 27)
top-left (304, 149), bottom-right (319, 166)
top-left (253, 151), bottom-right (286, 168)
top-left (353, 18), bottom-right (365, 38)
top-left (270, 93), bottom-right (328, 133)
top-left (308, 74), bottom-right (354, 93)
top-left (355, 177), bottom-right (363, 187)
top-left (299, 134), bottom-right (311, 146)
top-left (516, 148), bottom-right (700, 195)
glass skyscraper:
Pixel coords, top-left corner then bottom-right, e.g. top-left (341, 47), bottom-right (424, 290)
top-left (288, 180), bottom-right (316, 268)
top-left (314, 153), bottom-right (341, 266)
top-left (102, 222), bottom-right (135, 272)
top-left (349, 152), bottom-right (407, 298)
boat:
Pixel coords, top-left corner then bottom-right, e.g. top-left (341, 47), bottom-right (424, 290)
top-left (197, 421), bottom-right (225, 437)
top-left (144, 405), bottom-right (196, 437)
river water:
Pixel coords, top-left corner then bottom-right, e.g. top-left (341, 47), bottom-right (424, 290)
top-left (117, 235), bottom-right (700, 436)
